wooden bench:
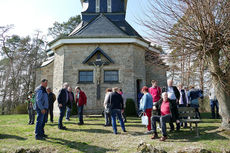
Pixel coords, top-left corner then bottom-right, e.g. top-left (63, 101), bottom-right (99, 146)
top-left (178, 107), bottom-right (201, 137)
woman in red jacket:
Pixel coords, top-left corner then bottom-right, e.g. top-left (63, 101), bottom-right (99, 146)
top-left (75, 86), bottom-right (87, 125)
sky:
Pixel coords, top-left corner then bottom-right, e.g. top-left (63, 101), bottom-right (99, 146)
top-left (0, 0), bottom-right (148, 41)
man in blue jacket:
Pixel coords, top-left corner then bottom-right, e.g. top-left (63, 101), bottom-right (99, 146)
top-left (35, 79), bottom-right (49, 140)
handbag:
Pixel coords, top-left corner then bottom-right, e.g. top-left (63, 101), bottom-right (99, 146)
top-left (141, 115), bottom-right (149, 126)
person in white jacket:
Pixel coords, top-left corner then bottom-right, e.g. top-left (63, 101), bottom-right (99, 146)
top-left (104, 88), bottom-right (112, 126)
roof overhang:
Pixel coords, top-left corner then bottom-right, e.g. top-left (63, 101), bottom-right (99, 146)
top-left (49, 37), bottom-right (160, 54)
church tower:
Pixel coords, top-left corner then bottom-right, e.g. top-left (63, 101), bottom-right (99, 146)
top-left (80, 0), bottom-right (127, 22)
top-left (44, 0), bottom-right (166, 115)
top-left (69, 0), bottom-right (140, 37)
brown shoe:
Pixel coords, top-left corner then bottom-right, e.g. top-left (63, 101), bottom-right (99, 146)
top-left (160, 136), bottom-right (167, 141)
top-left (151, 133), bottom-right (158, 139)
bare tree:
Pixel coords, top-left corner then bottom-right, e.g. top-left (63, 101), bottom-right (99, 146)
top-left (0, 25), bottom-right (46, 114)
top-left (138, 0), bottom-right (230, 129)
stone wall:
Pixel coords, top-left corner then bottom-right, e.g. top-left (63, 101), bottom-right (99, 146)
top-left (133, 45), bottom-right (147, 97)
top-left (38, 43), bottom-right (167, 115)
top-left (53, 43), bottom-right (144, 114)
top-left (35, 62), bottom-right (54, 89)
top-left (145, 61), bottom-right (167, 88)
top-left (52, 47), bottom-right (65, 115)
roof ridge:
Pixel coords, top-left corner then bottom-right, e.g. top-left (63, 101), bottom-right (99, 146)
top-left (99, 14), bottom-right (128, 36)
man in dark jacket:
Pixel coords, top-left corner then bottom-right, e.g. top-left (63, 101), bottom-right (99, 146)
top-left (162, 79), bottom-right (180, 131)
top-left (66, 87), bottom-right (75, 121)
top-left (107, 87), bottom-right (126, 134)
top-left (57, 82), bottom-right (69, 130)
top-left (46, 87), bottom-right (56, 123)
top-left (151, 92), bottom-right (179, 141)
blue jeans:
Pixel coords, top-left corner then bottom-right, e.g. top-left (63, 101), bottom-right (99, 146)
top-left (78, 106), bottom-right (84, 123)
top-left (111, 109), bottom-right (126, 134)
top-left (210, 100), bottom-right (219, 118)
top-left (66, 106), bottom-right (72, 119)
top-left (35, 109), bottom-right (45, 138)
top-left (152, 114), bottom-right (172, 136)
top-left (58, 106), bottom-right (66, 128)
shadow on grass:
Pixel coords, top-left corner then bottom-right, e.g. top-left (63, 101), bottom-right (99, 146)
top-left (47, 137), bottom-right (117, 153)
top-left (67, 128), bottom-right (113, 134)
top-left (167, 125), bottom-right (228, 142)
top-left (0, 134), bottom-right (27, 140)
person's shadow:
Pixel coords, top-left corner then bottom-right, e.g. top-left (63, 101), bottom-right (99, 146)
top-left (67, 128), bottom-right (112, 134)
top-left (0, 134), bottom-right (27, 140)
top-left (46, 137), bottom-right (117, 153)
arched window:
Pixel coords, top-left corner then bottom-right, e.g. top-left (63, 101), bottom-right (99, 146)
top-left (96, 0), bottom-right (100, 12)
top-left (107, 0), bottom-right (112, 12)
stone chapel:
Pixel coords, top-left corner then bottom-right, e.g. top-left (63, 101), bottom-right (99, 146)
top-left (36, 0), bottom-right (167, 115)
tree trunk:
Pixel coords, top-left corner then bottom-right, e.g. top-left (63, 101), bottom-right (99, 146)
top-left (214, 79), bottom-right (230, 130)
top-left (209, 52), bottom-right (230, 130)
top-left (1, 66), bottom-right (11, 115)
top-left (186, 55), bottom-right (191, 87)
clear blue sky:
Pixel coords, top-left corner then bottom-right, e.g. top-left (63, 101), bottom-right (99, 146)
top-left (0, 0), bottom-right (148, 41)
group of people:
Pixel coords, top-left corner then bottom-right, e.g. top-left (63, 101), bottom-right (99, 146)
top-left (138, 79), bottom-right (205, 141)
top-left (30, 79), bottom-right (87, 140)
top-left (27, 78), bottom-right (219, 140)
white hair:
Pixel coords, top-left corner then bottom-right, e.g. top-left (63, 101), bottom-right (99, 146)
top-left (162, 92), bottom-right (168, 97)
top-left (63, 82), bottom-right (69, 88)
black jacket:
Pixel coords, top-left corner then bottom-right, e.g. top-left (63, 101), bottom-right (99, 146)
top-left (154, 98), bottom-right (179, 121)
top-left (109, 92), bottom-right (124, 110)
top-left (48, 92), bottom-right (56, 108)
top-left (57, 88), bottom-right (68, 107)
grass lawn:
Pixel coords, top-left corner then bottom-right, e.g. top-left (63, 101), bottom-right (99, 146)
top-left (0, 113), bottom-right (229, 153)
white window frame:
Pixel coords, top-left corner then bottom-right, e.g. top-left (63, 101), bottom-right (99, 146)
top-left (96, 0), bottom-right (100, 12)
top-left (107, 0), bottom-right (112, 12)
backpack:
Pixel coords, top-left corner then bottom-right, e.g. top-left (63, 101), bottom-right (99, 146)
top-left (189, 90), bottom-right (200, 101)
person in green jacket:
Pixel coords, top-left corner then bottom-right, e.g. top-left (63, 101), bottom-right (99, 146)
top-left (26, 91), bottom-right (36, 125)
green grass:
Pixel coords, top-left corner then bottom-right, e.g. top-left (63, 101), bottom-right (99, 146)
top-left (0, 113), bottom-right (229, 153)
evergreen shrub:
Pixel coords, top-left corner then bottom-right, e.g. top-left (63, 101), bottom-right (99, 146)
top-left (125, 98), bottom-right (137, 116)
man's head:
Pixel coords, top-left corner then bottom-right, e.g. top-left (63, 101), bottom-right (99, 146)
top-left (112, 87), bottom-right (119, 93)
top-left (75, 86), bottom-right (81, 93)
top-left (68, 86), bottom-right (72, 92)
top-left (46, 87), bottom-right (51, 93)
top-left (151, 80), bottom-right (157, 87)
top-left (190, 86), bottom-right (195, 90)
top-left (167, 79), bottom-right (173, 87)
top-left (162, 92), bottom-right (168, 101)
top-left (105, 88), bottom-right (112, 93)
top-left (63, 82), bottom-right (69, 89)
top-left (41, 79), bottom-right (48, 88)
top-left (178, 84), bottom-right (183, 90)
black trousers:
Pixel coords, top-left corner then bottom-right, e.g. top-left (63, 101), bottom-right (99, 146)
top-left (48, 104), bottom-right (54, 122)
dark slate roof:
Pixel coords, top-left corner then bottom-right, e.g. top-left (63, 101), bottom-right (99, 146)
top-left (69, 14), bottom-right (142, 38)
